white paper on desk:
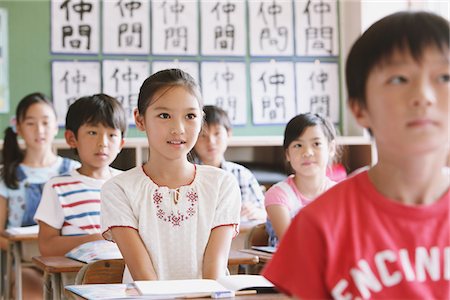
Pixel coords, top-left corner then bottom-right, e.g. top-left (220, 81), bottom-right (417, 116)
top-left (134, 279), bottom-right (229, 297)
top-left (66, 283), bottom-right (154, 299)
top-left (5, 225), bottom-right (39, 235)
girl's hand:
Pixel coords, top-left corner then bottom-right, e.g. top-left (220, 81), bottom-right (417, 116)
top-left (241, 202), bottom-right (267, 222)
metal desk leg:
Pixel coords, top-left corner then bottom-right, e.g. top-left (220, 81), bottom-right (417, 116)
top-left (12, 242), bottom-right (22, 300)
top-left (4, 243), bottom-right (12, 300)
top-left (50, 274), bottom-right (61, 300)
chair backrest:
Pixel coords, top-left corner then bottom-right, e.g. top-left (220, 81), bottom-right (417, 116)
top-left (245, 223), bottom-right (269, 248)
top-left (75, 259), bottom-right (125, 285)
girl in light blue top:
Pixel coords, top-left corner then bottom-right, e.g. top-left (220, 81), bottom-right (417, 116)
top-left (0, 92), bottom-right (79, 299)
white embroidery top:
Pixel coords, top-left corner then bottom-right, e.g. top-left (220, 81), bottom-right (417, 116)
top-left (101, 165), bottom-right (241, 282)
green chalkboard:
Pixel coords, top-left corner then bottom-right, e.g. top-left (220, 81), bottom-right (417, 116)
top-left (0, 0), bottom-right (341, 139)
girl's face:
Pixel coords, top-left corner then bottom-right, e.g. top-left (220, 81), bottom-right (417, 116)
top-left (286, 125), bottom-right (335, 178)
top-left (135, 85), bottom-right (202, 163)
top-left (16, 102), bottom-right (58, 150)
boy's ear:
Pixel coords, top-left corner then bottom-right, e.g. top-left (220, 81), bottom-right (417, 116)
top-left (64, 130), bottom-right (77, 148)
top-left (134, 108), bottom-right (145, 132)
top-left (349, 99), bottom-right (371, 129)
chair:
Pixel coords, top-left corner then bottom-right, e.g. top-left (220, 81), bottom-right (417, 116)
top-left (74, 259), bottom-right (125, 285)
top-left (244, 223), bottom-right (269, 275)
top-left (245, 223), bottom-right (269, 249)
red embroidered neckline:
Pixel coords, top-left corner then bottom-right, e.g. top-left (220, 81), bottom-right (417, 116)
top-left (152, 188), bottom-right (198, 227)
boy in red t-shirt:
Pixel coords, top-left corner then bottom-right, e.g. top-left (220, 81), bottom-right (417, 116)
top-left (263, 11), bottom-right (449, 299)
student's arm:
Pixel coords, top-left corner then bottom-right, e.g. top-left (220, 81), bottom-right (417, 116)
top-left (266, 205), bottom-right (291, 242)
top-left (110, 227), bottom-right (157, 281)
top-left (38, 221), bottom-right (103, 256)
top-left (0, 196), bottom-right (9, 249)
top-left (202, 225), bottom-right (234, 279)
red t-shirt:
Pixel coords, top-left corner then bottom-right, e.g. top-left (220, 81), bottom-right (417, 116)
top-left (263, 171), bottom-right (450, 299)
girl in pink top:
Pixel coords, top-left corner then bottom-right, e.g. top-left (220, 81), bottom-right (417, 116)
top-left (264, 113), bottom-right (338, 246)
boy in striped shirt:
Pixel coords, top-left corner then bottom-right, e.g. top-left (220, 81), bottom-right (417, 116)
top-left (35, 94), bottom-right (127, 256)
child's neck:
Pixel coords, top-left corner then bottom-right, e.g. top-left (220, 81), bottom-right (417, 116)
top-left (293, 174), bottom-right (328, 200)
top-left (369, 149), bottom-right (449, 205)
top-left (77, 166), bottom-right (112, 180)
top-left (22, 148), bottom-right (58, 168)
top-left (144, 158), bottom-right (194, 189)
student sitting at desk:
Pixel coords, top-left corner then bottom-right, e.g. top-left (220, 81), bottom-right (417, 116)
top-left (263, 11), bottom-right (450, 299)
top-left (101, 69), bottom-right (241, 282)
top-left (34, 94), bottom-right (126, 295)
top-left (0, 93), bottom-right (79, 300)
top-left (193, 105), bottom-right (266, 223)
top-left (264, 113), bottom-right (338, 247)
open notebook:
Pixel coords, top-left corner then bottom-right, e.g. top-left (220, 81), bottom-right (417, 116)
top-left (135, 275), bottom-right (276, 297)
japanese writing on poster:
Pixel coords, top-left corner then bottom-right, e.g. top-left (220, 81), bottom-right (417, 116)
top-left (152, 61), bottom-right (199, 84)
top-left (51, 0), bottom-right (99, 54)
top-left (152, 0), bottom-right (198, 55)
top-left (201, 62), bottom-right (247, 125)
top-left (0, 9), bottom-right (9, 113)
top-left (296, 62), bottom-right (339, 123)
top-left (52, 61), bottom-right (101, 125)
top-left (102, 60), bottom-right (149, 124)
top-left (200, 0), bottom-right (246, 56)
top-left (250, 62), bottom-right (296, 125)
top-left (103, 0), bottom-right (150, 55)
top-left (249, 0), bottom-right (294, 56)
top-left (295, 0), bottom-right (338, 56)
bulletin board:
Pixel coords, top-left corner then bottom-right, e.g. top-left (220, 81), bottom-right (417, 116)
top-left (0, 0), bottom-right (341, 138)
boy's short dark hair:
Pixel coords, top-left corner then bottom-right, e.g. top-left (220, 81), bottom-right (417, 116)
top-left (202, 105), bottom-right (232, 131)
top-left (346, 11), bottom-right (449, 108)
top-left (65, 94), bottom-right (128, 137)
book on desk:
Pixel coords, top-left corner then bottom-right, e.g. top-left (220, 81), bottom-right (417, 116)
top-left (66, 275), bottom-right (276, 299)
top-left (65, 240), bottom-right (123, 263)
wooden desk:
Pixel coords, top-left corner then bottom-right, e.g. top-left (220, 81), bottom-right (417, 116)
top-left (2, 231), bottom-right (38, 300)
top-left (65, 283), bottom-right (290, 300)
top-left (33, 250), bottom-right (259, 299)
top-left (239, 249), bottom-right (273, 264)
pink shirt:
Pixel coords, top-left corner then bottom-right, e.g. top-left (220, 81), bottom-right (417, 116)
top-left (263, 171), bottom-right (450, 299)
top-left (264, 175), bottom-right (310, 210)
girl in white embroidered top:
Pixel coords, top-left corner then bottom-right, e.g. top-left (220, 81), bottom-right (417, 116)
top-left (101, 69), bottom-right (241, 282)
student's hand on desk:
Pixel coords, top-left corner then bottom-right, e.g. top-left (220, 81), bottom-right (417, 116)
top-left (241, 202), bottom-right (267, 222)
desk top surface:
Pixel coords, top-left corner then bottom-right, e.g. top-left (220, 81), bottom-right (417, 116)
top-left (33, 250), bottom-right (259, 273)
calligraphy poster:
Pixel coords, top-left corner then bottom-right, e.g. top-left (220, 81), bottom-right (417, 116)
top-left (0, 8), bottom-right (8, 113)
top-left (200, 0), bottom-right (246, 56)
top-left (295, 0), bottom-right (338, 56)
top-left (249, 0), bottom-right (294, 56)
top-left (52, 61), bottom-right (101, 125)
top-left (51, 0), bottom-right (99, 54)
top-left (250, 61), bottom-right (296, 125)
top-left (152, 0), bottom-right (198, 55)
top-left (102, 0), bottom-right (150, 55)
top-left (296, 62), bottom-right (339, 123)
top-left (151, 61), bottom-right (199, 84)
top-left (102, 60), bottom-right (149, 125)
top-left (201, 62), bottom-right (246, 125)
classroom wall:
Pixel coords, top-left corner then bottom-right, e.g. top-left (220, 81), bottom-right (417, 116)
top-left (1, 0), bottom-right (447, 140)
top-left (0, 0), bottom-right (345, 140)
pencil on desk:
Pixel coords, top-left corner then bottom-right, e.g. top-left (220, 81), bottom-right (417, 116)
top-left (178, 289), bottom-right (257, 298)
top-left (235, 290), bottom-right (257, 296)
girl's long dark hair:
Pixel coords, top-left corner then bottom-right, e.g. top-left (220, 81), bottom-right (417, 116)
top-left (2, 93), bottom-right (55, 189)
